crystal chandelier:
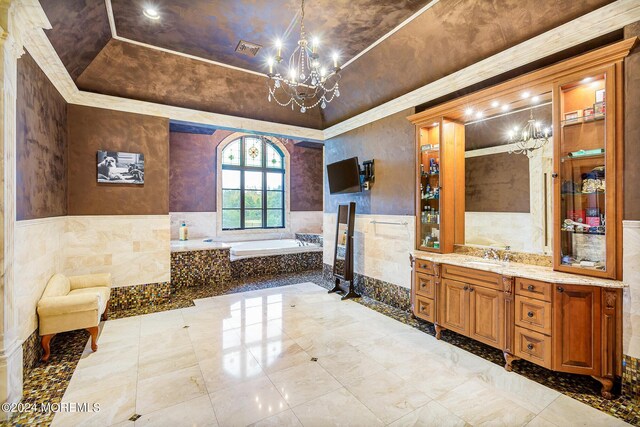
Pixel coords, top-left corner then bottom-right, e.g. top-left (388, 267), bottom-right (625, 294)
top-left (266, 0), bottom-right (341, 113)
top-left (507, 110), bottom-right (552, 157)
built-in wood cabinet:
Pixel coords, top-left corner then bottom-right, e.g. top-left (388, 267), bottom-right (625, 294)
top-left (410, 257), bottom-right (623, 399)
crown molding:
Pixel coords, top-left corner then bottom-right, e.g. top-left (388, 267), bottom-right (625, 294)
top-left (17, 0), bottom-right (324, 141)
top-left (323, 0), bottom-right (640, 139)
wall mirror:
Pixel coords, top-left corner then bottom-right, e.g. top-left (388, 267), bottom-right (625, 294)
top-left (462, 101), bottom-right (553, 254)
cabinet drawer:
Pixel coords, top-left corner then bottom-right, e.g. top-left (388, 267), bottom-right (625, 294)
top-left (441, 264), bottom-right (501, 291)
top-left (514, 326), bottom-right (552, 368)
top-left (414, 295), bottom-right (435, 323)
top-left (515, 296), bottom-right (552, 335)
top-left (515, 278), bottom-right (552, 302)
top-left (415, 259), bottom-right (435, 276)
top-left (415, 272), bottom-right (435, 298)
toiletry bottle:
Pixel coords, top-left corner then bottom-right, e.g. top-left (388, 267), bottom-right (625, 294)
top-left (179, 221), bottom-right (189, 241)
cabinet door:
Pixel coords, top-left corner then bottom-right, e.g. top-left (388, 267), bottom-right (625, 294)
top-left (438, 278), bottom-right (469, 335)
top-left (553, 284), bottom-right (601, 375)
top-left (469, 285), bottom-right (504, 349)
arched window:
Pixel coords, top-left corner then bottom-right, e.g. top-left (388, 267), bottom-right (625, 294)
top-left (221, 136), bottom-right (285, 230)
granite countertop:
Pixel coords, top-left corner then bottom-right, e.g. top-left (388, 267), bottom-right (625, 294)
top-left (412, 250), bottom-right (626, 289)
top-left (171, 240), bottom-right (231, 253)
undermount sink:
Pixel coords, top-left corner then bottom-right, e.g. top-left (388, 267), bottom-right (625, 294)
top-left (466, 260), bottom-right (505, 268)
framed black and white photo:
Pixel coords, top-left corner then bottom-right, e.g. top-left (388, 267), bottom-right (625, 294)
top-left (97, 150), bottom-right (145, 184)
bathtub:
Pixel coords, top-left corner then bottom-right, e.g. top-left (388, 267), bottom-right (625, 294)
top-left (227, 239), bottom-right (322, 259)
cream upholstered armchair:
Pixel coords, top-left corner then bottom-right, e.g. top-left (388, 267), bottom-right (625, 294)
top-left (37, 273), bottom-right (111, 361)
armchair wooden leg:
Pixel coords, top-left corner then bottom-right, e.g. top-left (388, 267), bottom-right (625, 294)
top-left (41, 334), bottom-right (54, 362)
top-left (87, 326), bottom-right (99, 352)
top-left (101, 300), bottom-right (110, 321)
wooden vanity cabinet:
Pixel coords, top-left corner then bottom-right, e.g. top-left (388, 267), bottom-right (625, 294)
top-left (410, 258), bottom-right (623, 398)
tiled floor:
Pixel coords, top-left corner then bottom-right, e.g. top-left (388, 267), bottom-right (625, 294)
top-left (50, 282), bottom-right (629, 427)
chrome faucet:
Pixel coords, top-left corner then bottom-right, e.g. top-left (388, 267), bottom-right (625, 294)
top-left (502, 246), bottom-right (511, 263)
top-left (483, 248), bottom-right (500, 261)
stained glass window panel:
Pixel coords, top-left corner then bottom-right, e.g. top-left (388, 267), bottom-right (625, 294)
top-left (222, 140), bottom-right (241, 165)
top-left (244, 137), bottom-right (263, 167)
top-left (266, 143), bottom-right (283, 169)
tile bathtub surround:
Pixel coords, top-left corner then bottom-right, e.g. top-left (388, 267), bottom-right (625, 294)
top-left (231, 252), bottom-right (323, 279)
top-left (454, 244), bottom-right (553, 267)
top-left (108, 282), bottom-right (172, 311)
top-left (322, 263), bottom-right (411, 311)
top-left (170, 248), bottom-right (231, 289)
top-left (295, 232), bottom-right (324, 246)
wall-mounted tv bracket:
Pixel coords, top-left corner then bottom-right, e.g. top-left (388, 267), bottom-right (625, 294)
top-left (360, 160), bottom-right (375, 191)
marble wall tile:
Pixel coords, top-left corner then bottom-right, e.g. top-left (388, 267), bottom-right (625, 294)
top-left (15, 217), bottom-right (66, 342)
top-left (323, 213), bottom-right (415, 289)
top-left (170, 212), bottom-right (216, 240)
top-left (623, 221), bottom-right (640, 359)
top-left (290, 211), bottom-right (323, 234)
top-left (465, 212), bottom-right (538, 253)
top-left (63, 215), bottom-right (171, 288)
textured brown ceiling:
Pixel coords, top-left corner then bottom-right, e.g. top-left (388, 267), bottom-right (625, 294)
top-left (39, 0), bottom-right (617, 130)
top-left (321, 0), bottom-right (616, 126)
top-left (76, 39), bottom-right (323, 129)
top-left (39, 0), bottom-right (111, 80)
top-left (111, 0), bottom-right (430, 73)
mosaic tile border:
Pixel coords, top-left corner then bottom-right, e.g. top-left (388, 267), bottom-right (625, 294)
top-left (624, 355), bottom-right (640, 402)
top-left (454, 244), bottom-right (553, 267)
top-left (21, 330), bottom-right (41, 379)
top-left (295, 233), bottom-right (323, 246)
top-left (108, 281), bottom-right (171, 311)
top-left (321, 263), bottom-right (411, 311)
top-left (231, 252), bottom-right (322, 279)
top-left (171, 248), bottom-right (231, 289)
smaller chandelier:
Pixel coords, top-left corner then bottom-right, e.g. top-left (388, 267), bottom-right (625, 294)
top-left (266, 0), bottom-right (341, 113)
top-left (508, 110), bottom-right (551, 157)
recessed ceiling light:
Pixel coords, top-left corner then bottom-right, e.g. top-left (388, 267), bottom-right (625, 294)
top-left (491, 101), bottom-right (499, 108)
top-left (465, 108), bottom-right (474, 116)
top-left (475, 111), bottom-right (483, 119)
top-left (432, 122), bottom-right (439, 126)
top-left (521, 91), bottom-right (530, 99)
top-left (143, 7), bottom-right (160, 20)
top-left (532, 96), bottom-right (540, 103)
top-left (501, 104), bottom-right (509, 112)
top-left (582, 77), bottom-right (593, 83)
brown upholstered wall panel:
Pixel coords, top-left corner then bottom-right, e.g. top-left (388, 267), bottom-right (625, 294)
top-left (324, 108), bottom-right (415, 215)
top-left (39, 0), bottom-right (111, 80)
top-left (465, 153), bottom-right (530, 213)
top-left (624, 23), bottom-right (640, 221)
top-left (76, 40), bottom-right (323, 129)
top-left (288, 143), bottom-right (324, 212)
top-left (16, 52), bottom-right (68, 221)
top-left (322, 0), bottom-right (614, 126)
top-left (169, 131), bottom-right (323, 212)
top-left (67, 105), bottom-right (169, 215)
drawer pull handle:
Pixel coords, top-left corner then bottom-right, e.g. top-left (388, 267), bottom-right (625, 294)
top-left (469, 287), bottom-right (474, 292)
top-left (421, 283), bottom-right (426, 288)
top-left (527, 311), bottom-right (534, 318)
top-left (557, 286), bottom-right (564, 293)
top-left (527, 285), bottom-right (534, 291)
top-left (527, 343), bottom-right (534, 350)
top-left (463, 286), bottom-right (469, 291)
top-left (420, 305), bottom-right (425, 311)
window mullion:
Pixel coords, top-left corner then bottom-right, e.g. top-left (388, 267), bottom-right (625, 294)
top-left (240, 138), bottom-right (245, 230)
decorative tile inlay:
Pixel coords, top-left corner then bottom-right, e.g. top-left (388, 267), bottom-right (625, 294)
top-left (295, 233), bottom-right (324, 246)
top-left (322, 263), bottom-right (410, 311)
top-left (108, 281), bottom-right (171, 311)
top-left (21, 330), bottom-right (41, 379)
top-left (171, 248), bottom-right (231, 288)
top-left (231, 252), bottom-right (322, 279)
top-left (623, 355), bottom-right (640, 403)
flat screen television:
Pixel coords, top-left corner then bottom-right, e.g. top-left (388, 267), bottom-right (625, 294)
top-left (327, 157), bottom-right (361, 194)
